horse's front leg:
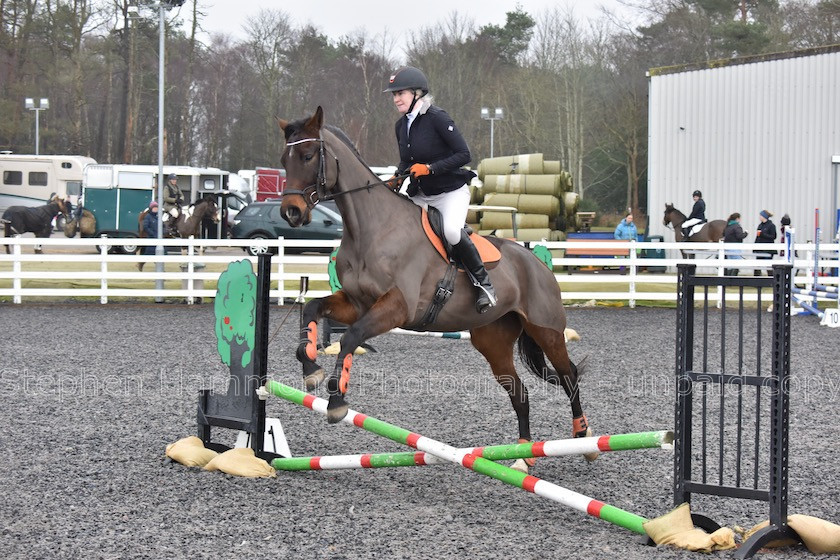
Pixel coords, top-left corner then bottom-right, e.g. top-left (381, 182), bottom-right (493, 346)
top-left (325, 288), bottom-right (409, 423)
top-left (297, 290), bottom-right (359, 391)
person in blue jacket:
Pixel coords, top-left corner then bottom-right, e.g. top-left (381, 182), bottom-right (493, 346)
top-left (614, 213), bottom-right (637, 240)
top-left (384, 66), bottom-right (495, 313)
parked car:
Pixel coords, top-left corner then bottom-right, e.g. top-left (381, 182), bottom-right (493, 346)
top-left (230, 200), bottom-right (343, 256)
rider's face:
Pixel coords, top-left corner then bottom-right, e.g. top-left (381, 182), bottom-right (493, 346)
top-left (392, 90), bottom-right (415, 114)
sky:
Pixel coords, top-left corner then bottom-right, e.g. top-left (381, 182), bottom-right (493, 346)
top-left (190, 0), bottom-right (632, 58)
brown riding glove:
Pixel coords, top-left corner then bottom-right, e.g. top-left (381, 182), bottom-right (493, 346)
top-left (385, 175), bottom-right (402, 191)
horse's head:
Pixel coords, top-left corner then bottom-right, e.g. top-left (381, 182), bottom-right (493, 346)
top-left (50, 194), bottom-right (69, 218)
top-left (663, 203), bottom-right (676, 227)
top-left (203, 196), bottom-right (221, 223)
top-left (278, 106), bottom-right (338, 227)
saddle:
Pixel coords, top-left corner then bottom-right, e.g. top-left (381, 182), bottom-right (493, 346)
top-left (415, 207), bottom-right (501, 328)
top-left (682, 220), bottom-right (707, 238)
top-left (422, 207), bottom-right (501, 266)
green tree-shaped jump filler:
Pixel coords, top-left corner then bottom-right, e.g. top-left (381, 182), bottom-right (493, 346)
top-left (531, 244), bottom-right (554, 270)
top-left (214, 260), bottom-right (257, 367)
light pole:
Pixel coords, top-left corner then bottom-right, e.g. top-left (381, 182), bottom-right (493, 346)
top-left (129, 1), bottom-right (183, 297)
top-left (25, 98), bottom-right (49, 155)
top-left (480, 106), bottom-right (504, 159)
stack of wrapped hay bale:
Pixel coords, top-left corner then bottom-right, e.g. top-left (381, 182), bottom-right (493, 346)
top-left (467, 153), bottom-right (578, 242)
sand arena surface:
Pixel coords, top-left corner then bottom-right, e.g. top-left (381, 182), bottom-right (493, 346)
top-left (1, 304), bottom-right (837, 559)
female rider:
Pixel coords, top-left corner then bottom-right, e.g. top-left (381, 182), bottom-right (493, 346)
top-left (384, 66), bottom-right (496, 313)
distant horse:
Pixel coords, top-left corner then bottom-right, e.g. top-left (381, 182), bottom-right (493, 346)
top-left (663, 203), bottom-right (726, 256)
top-left (137, 196), bottom-right (220, 241)
top-left (2, 194), bottom-right (69, 254)
top-left (136, 196), bottom-right (219, 270)
top-left (277, 106), bottom-right (595, 467)
top-left (63, 207), bottom-right (97, 238)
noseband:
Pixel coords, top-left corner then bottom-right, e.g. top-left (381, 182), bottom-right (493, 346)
top-left (281, 137), bottom-right (336, 209)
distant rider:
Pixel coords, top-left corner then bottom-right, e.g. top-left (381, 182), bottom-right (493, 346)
top-left (681, 190), bottom-right (706, 239)
top-left (162, 173), bottom-right (183, 236)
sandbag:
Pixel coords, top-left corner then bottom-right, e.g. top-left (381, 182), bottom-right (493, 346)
top-left (643, 503), bottom-right (736, 552)
top-left (743, 514), bottom-right (840, 554)
top-left (203, 447), bottom-right (276, 478)
top-left (165, 436), bottom-right (218, 468)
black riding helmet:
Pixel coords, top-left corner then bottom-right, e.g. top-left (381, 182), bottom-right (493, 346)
top-left (383, 66), bottom-right (429, 94)
top-left (692, 190), bottom-right (702, 197)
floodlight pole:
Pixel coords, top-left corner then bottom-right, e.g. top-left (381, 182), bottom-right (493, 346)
top-left (480, 107), bottom-right (504, 159)
top-left (155, 2), bottom-right (166, 297)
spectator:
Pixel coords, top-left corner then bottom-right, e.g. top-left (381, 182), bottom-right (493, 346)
top-left (138, 201), bottom-right (160, 271)
top-left (754, 210), bottom-right (777, 276)
top-left (779, 214), bottom-right (794, 260)
top-left (614, 213), bottom-right (637, 240)
top-left (723, 212), bottom-right (747, 276)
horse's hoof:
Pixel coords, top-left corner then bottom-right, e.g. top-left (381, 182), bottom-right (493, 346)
top-left (303, 368), bottom-right (325, 391)
top-left (326, 394), bottom-right (348, 424)
top-left (580, 427), bottom-right (599, 463)
top-left (510, 458), bottom-right (530, 473)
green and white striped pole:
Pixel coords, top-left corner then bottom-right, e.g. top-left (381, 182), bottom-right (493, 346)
top-left (272, 430), bottom-right (673, 472)
top-left (263, 380), bottom-right (650, 535)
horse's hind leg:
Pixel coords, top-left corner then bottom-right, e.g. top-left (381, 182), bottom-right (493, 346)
top-left (471, 314), bottom-right (535, 471)
top-left (297, 290), bottom-right (359, 392)
top-left (522, 322), bottom-right (598, 462)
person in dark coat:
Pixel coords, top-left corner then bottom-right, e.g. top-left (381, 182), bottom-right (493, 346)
top-left (138, 201), bottom-right (160, 271)
top-left (383, 66), bottom-right (495, 313)
top-left (754, 210), bottom-right (777, 276)
top-left (723, 212), bottom-right (747, 276)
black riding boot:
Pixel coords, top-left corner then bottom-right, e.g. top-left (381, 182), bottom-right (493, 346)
top-left (452, 230), bottom-right (496, 313)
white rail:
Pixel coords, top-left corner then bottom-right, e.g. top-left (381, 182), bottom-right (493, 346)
top-left (0, 237), bottom-right (837, 306)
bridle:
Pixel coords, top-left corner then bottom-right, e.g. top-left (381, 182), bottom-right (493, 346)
top-left (281, 135), bottom-right (409, 210)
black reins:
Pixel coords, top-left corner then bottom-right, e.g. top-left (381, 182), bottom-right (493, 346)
top-left (281, 136), bottom-right (409, 209)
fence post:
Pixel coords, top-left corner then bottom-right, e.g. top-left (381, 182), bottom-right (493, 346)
top-left (186, 236), bottom-right (195, 305)
top-left (100, 236), bottom-right (108, 304)
top-left (276, 237), bottom-right (285, 305)
top-left (12, 240), bottom-right (21, 304)
top-left (629, 239), bottom-right (636, 308)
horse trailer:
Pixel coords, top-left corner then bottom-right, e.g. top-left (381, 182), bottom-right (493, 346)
top-left (76, 164), bottom-right (230, 252)
top-left (0, 153), bottom-right (96, 225)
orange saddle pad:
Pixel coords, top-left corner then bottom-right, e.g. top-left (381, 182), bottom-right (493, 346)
top-left (421, 209), bottom-right (501, 265)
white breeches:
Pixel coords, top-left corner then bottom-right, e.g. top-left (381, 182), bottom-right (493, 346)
top-left (409, 184), bottom-right (470, 246)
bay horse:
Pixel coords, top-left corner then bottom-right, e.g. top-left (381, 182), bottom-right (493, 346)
top-left (137, 196), bottom-right (220, 241)
top-left (63, 207), bottom-right (97, 238)
top-left (663, 203), bottom-right (726, 257)
top-left (278, 106), bottom-right (595, 465)
top-left (2, 194), bottom-right (69, 254)
top-left (136, 196), bottom-right (219, 270)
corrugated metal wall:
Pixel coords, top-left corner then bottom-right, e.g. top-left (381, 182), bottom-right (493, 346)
top-left (647, 47), bottom-right (840, 243)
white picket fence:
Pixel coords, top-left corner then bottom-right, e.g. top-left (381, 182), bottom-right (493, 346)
top-left (1, 236), bottom-right (838, 307)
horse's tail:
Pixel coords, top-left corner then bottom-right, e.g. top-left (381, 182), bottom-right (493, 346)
top-left (516, 331), bottom-right (586, 385)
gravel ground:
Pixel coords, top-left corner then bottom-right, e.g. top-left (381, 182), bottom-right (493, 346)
top-left (1, 303), bottom-right (838, 559)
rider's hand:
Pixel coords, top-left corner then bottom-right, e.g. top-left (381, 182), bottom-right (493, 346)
top-left (385, 175), bottom-right (402, 191)
top-left (409, 163), bottom-right (431, 179)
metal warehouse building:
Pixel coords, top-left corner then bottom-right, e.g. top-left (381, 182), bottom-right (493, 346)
top-left (647, 44), bottom-right (840, 243)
